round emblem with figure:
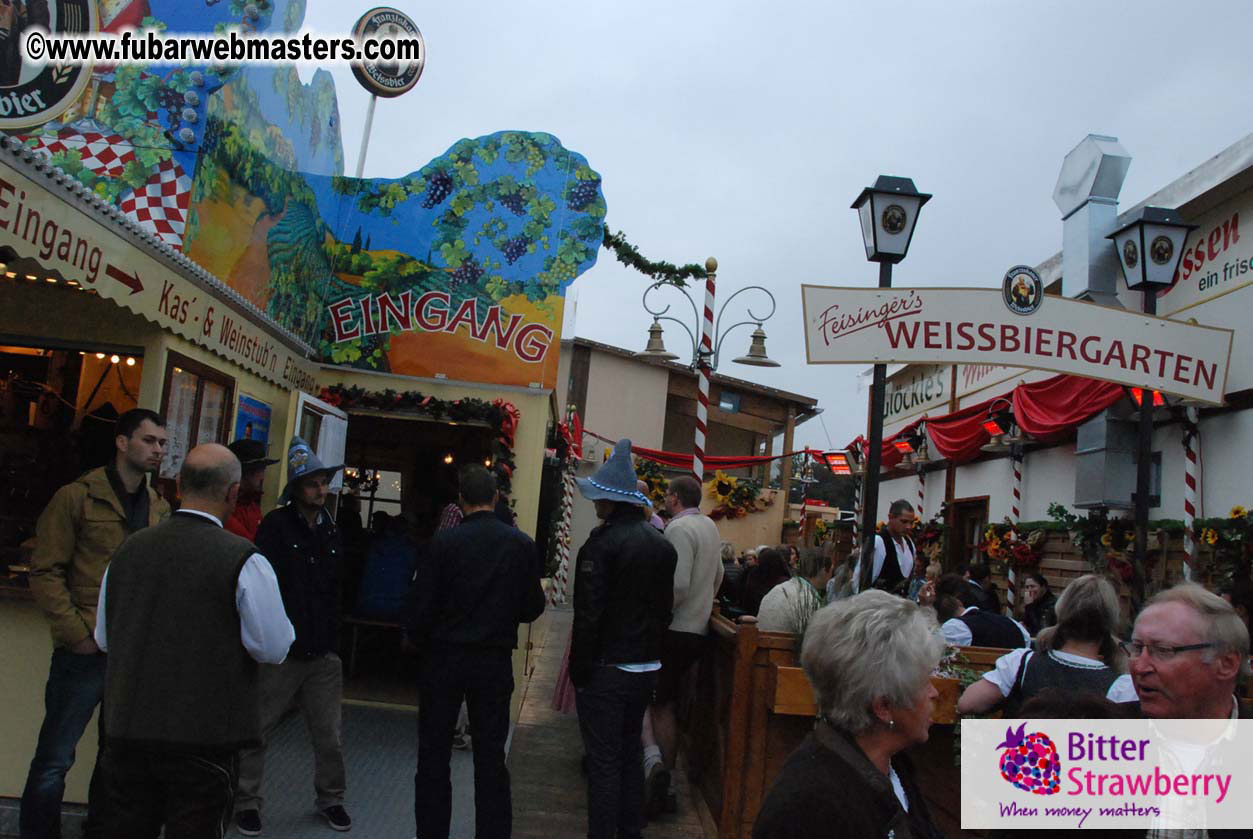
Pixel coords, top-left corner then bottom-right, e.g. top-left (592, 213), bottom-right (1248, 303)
top-left (350, 7), bottom-right (424, 98)
top-left (0, 0), bottom-right (97, 129)
top-left (1002, 265), bottom-right (1043, 316)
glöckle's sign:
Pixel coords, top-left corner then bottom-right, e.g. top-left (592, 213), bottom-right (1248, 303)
top-left (801, 285), bottom-right (1234, 405)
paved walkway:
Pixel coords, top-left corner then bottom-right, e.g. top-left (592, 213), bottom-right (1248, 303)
top-left (510, 607), bottom-right (711, 839)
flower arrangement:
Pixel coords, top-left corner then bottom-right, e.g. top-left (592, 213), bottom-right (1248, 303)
top-left (634, 459), bottom-right (669, 507)
top-left (912, 516), bottom-right (948, 565)
top-left (704, 470), bottom-right (771, 520)
top-left (977, 519), bottom-right (1044, 570)
top-left (813, 518), bottom-right (831, 546)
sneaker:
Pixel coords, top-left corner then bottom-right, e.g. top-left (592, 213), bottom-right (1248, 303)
top-left (235, 809), bottom-right (262, 836)
top-left (644, 764), bottom-right (670, 819)
top-left (452, 731), bottom-right (472, 751)
top-left (320, 805), bottom-right (352, 832)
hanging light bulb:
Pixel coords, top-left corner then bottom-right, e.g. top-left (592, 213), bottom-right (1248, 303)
top-left (109, 354), bottom-right (120, 364)
top-left (443, 453), bottom-right (454, 465)
top-left (125, 357), bottom-right (136, 367)
top-left (95, 352), bottom-right (105, 359)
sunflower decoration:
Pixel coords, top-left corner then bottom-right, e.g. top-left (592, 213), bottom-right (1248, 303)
top-left (1231, 505), bottom-right (1248, 521)
top-left (1202, 528), bottom-right (1220, 546)
top-left (1100, 529), bottom-right (1114, 548)
top-left (707, 470), bottom-right (738, 506)
top-left (813, 518), bottom-right (831, 546)
top-left (634, 459), bottom-right (669, 507)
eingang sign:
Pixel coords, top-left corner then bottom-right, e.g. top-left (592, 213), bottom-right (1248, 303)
top-left (802, 286), bottom-right (1234, 406)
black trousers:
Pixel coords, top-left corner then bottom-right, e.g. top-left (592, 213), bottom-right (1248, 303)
top-left (576, 666), bottom-right (657, 839)
top-left (415, 645), bottom-right (514, 839)
top-left (94, 744), bottom-right (238, 839)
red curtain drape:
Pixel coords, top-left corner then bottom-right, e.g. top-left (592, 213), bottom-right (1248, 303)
top-left (1012, 374), bottom-right (1124, 440)
top-left (924, 373), bottom-right (1127, 463)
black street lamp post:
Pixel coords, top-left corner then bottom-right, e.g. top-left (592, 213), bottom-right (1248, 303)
top-left (851, 176), bottom-right (930, 564)
top-left (1108, 207), bottom-right (1196, 604)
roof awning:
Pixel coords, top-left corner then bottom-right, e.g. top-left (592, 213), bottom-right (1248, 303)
top-left (0, 138), bottom-right (318, 391)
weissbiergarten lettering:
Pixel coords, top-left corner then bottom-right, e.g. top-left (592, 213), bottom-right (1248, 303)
top-left (801, 285), bottom-right (1233, 405)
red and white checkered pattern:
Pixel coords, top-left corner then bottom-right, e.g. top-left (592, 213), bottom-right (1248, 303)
top-left (118, 157), bottom-right (191, 248)
top-left (25, 129), bottom-right (137, 178)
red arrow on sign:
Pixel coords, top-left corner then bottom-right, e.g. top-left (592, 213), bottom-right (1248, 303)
top-left (105, 264), bottom-right (143, 295)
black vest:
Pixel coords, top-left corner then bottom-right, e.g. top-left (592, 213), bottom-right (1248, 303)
top-left (1005, 650), bottom-right (1120, 715)
top-left (869, 534), bottom-right (913, 596)
top-left (104, 512), bottom-right (259, 753)
top-left (956, 608), bottom-right (1027, 649)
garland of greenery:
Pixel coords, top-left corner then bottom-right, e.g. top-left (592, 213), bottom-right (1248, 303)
top-left (601, 224), bottom-right (708, 287)
top-left (634, 459), bottom-right (669, 507)
top-left (317, 384), bottom-right (518, 495)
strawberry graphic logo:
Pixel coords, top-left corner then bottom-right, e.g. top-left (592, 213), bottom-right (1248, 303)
top-left (996, 722), bottom-right (1061, 795)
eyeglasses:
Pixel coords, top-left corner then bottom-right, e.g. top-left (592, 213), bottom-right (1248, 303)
top-left (1119, 640), bottom-right (1214, 661)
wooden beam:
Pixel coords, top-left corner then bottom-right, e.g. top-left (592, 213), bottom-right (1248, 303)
top-left (668, 395), bottom-right (777, 435)
top-left (779, 406), bottom-right (796, 507)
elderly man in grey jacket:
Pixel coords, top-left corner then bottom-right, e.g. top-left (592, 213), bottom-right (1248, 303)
top-left (642, 474), bottom-right (722, 816)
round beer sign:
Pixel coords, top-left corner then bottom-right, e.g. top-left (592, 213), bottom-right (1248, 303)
top-left (0, 0), bottom-right (97, 129)
top-left (350, 7), bottom-right (425, 98)
top-left (1002, 265), bottom-right (1043, 316)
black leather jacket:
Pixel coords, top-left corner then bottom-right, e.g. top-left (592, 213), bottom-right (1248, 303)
top-left (570, 508), bottom-right (676, 688)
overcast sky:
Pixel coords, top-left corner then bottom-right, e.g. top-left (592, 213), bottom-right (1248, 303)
top-left (303, 0), bottom-right (1253, 451)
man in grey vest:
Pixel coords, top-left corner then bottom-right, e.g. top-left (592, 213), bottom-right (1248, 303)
top-left (92, 444), bottom-right (293, 838)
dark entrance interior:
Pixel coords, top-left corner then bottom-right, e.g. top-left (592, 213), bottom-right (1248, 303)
top-left (948, 497), bottom-right (989, 571)
top-left (337, 412), bottom-right (497, 706)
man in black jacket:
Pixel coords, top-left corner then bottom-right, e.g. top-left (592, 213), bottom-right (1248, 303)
top-left (235, 438), bottom-right (350, 836)
top-left (571, 440), bottom-right (677, 839)
top-left (406, 465), bottom-right (545, 839)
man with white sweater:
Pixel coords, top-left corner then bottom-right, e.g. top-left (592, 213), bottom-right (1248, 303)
top-left (642, 475), bottom-right (722, 817)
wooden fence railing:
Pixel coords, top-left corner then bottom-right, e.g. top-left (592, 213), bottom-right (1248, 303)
top-left (679, 607), bottom-right (1010, 839)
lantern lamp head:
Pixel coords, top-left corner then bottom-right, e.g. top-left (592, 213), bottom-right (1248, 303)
top-left (1107, 206), bottom-right (1197, 291)
top-left (851, 175), bottom-right (931, 263)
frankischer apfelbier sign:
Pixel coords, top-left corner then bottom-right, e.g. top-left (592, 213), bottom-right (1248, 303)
top-left (962, 718), bottom-right (1253, 832)
top-left (800, 285), bottom-right (1234, 405)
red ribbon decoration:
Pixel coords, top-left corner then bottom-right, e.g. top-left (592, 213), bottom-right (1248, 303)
top-left (493, 399), bottom-right (520, 449)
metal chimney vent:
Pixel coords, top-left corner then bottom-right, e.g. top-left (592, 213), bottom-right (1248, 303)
top-left (1073, 409), bottom-right (1135, 509)
top-left (1053, 135), bottom-right (1132, 305)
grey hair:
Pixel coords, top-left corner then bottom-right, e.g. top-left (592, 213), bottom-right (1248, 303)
top-left (796, 547), bottom-right (828, 579)
top-left (180, 453), bottom-right (241, 499)
top-left (1143, 583), bottom-right (1252, 678)
top-left (800, 589), bottom-right (944, 734)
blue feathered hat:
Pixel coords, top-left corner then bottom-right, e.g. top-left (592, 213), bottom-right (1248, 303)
top-left (282, 436), bottom-right (343, 502)
top-left (576, 439), bottom-right (650, 505)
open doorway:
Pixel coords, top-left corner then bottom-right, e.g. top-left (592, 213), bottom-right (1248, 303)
top-left (337, 412), bottom-right (499, 706)
top-left (948, 497), bottom-right (989, 571)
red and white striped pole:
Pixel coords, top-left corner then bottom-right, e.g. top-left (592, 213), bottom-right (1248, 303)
top-left (1007, 452), bottom-right (1023, 611)
top-left (917, 467), bottom-right (925, 519)
top-left (1182, 407), bottom-right (1199, 583)
top-left (692, 257), bottom-right (716, 479)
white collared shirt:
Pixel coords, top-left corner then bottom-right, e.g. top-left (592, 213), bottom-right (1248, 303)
top-left (940, 606), bottom-right (1031, 648)
top-left (852, 534), bottom-right (915, 594)
top-left (95, 508), bottom-right (294, 664)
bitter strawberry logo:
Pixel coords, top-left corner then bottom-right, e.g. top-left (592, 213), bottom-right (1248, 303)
top-left (997, 722), bottom-right (1061, 795)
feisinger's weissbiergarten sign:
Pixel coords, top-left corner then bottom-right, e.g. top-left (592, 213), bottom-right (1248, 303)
top-left (801, 286), bottom-right (1234, 406)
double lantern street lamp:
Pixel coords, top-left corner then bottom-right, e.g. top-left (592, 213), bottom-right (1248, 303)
top-left (851, 176), bottom-right (931, 558)
top-left (636, 257), bottom-right (779, 479)
top-left (1108, 207), bottom-right (1197, 593)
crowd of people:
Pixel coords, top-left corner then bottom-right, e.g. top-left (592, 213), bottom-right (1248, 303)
top-left (15, 413), bottom-right (1251, 839)
top-left (18, 408), bottom-right (546, 839)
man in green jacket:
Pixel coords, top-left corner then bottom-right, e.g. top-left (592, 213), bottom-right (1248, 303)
top-left (20, 408), bottom-right (170, 839)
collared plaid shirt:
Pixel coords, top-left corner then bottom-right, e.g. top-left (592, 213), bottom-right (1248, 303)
top-left (436, 502), bottom-right (463, 532)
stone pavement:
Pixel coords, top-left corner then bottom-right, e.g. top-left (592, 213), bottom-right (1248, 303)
top-left (510, 607), bottom-right (712, 839)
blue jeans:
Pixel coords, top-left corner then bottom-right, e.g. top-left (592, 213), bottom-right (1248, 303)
top-left (20, 649), bottom-right (107, 839)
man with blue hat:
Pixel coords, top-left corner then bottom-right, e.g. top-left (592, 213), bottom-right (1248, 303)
top-left (570, 440), bottom-right (677, 839)
top-left (235, 437), bottom-right (351, 835)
